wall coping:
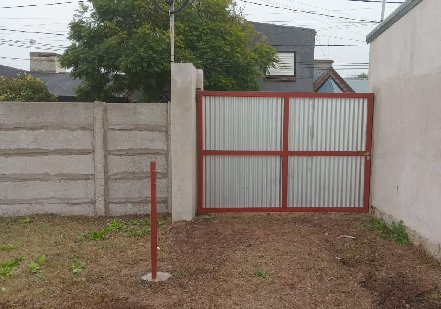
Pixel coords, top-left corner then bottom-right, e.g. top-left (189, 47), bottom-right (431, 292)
top-left (366, 0), bottom-right (423, 44)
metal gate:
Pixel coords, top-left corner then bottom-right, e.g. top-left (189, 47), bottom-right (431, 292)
top-left (197, 91), bottom-right (374, 213)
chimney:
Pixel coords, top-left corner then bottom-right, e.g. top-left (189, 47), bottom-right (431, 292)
top-left (314, 59), bottom-right (334, 75)
top-left (30, 52), bottom-right (66, 73)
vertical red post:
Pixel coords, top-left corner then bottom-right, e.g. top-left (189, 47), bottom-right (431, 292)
top-left (150, 161), bottom-right (157, 280)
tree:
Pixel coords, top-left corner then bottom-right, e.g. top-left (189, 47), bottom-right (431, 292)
top-left (60, 0), bottom-right (277, 102)
top-left (357, 72), bottom-right (368, 79)
top-left (0, 73), bottom-right (57, 102)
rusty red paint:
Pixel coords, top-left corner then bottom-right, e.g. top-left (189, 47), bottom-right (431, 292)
top-left (150, 161), bottom-right (157, 280)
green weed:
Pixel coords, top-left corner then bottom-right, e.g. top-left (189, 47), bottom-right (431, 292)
top-left (27, 254), bottom-right (46, 274)
top-left (0, 242), bottom-right (22, 251)
top-left (157, 220), bottom-right (166, 226)
top-left (1, 287), bottom-right (8, 293)
top-left (70, 261), bottom-right (86, 274)
top-left (0, 256), bottom-right (23, 280)
top-left (5, 219), bottom-right (11, 226)
top-left (431, 292), bottom-right (441, 300)
top-left (362, 216), bottom-right (410, 244)
top-left (128, 227), bottom-right (151, 237)
top-left (254, 270), bottom-right (268, 278)
top-left (104, 219), bottom-right (127, 231)
top-left (20, 217), bottom-right (32, 224)
top-left (77, 230), bottom-right (108, 241)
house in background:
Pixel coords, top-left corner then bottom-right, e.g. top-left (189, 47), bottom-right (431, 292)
top-left (0, 52), bottom-right (129, 102)
top-left (251, 22), bottom-right (316, 92)
top-left (313, 59), bottom-right (368, 93)
top-left (367, 0), bottom-right (441, 261)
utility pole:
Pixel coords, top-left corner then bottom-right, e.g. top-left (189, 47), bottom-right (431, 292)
top-left (154, 0), bottom-right (189, 64)
top-left (170, 2), bottom-right (174, 63)
top-left (381, 0), bottom-right (386, 21)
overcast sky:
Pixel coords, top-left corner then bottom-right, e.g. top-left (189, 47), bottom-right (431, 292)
top-left (0, 0), bottom-right (401, 77)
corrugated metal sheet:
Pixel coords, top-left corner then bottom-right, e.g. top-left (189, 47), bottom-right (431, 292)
top-left (203, 96), bottom-right (283, 151)
top-left (287, 156), bottom-right (365, 208)
top-left (289, 97), bottom-right (368, 151)
top-left (203, 156), bottom-right (281, 208)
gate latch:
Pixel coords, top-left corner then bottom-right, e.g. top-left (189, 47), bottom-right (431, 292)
top-left (364, 152), bottom-right (371, 161)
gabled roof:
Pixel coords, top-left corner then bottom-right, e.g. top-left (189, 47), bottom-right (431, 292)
top-left (0, 64), bottom-right (25, 79)
top-left (0, 64), bottom-right (81, 97)
top-left (313, 67), bottom-right (355, 92)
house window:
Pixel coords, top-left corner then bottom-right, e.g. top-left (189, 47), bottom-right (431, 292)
top-left (267, 52), bottom-right (296, 78)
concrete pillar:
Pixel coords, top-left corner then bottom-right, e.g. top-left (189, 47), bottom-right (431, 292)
top-left (170, 64), bottom-right (201, 221)
top-left (93, 101), bottom-right (108, 216)
top-left (196, 69), bottom-right (204, 90)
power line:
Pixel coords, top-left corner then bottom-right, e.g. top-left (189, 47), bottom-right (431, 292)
top-left (0, 28), bottom-right (66, 37)
top-left (239, 0), bottom-right (380, 24)
top-left (0, 1), bottom-right (84, 9)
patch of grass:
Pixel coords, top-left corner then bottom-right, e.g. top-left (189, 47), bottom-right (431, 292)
top-left (0, 256), bottom-right (23, 280)
top-left (103, 219), bottom-right (127, 231)
top-left (20, 217), bottom-right (32, 224)
top-left (76, 218), bottom-right (157, 240)
top-left (77, 230), bottom-right (108, 241)
top-left (1, 287), bottom-right (8, 293)
top-left (128, 227), bottom-right (151, 237)
top-left (27, 254), bottom-right (46, 274)
top-left (431, 292), bottom-right (441, 300)
top-left (5, 219), bottom-right (11, 226)
top-left (70, 261), bottom-right (87, 274)
top-left (362, 216), bottom-right (410, 244)
top-left (254, 270), bottom-right (268, 278)
top-left (0, 242), bottom-right (22, 251)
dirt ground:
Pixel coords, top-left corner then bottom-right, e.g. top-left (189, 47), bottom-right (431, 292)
top-left (0, 212), bottom-right (440, 309)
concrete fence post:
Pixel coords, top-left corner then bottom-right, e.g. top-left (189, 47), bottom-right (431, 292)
top-left (170, 64), bottom-right (202, 221)
top-left (93, 101), bottom-right (109, 216)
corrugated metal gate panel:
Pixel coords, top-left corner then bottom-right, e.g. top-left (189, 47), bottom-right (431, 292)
top-left (203, 96), bottom-right (283, 151)
top-left (288, 97), bottom-right (368, 151)
top-left (198, 91), bottom-right (373, 213)
top-left (203, 156), bottom-right (281, 208)
top-left (287, 156), bottom-right (365, 208)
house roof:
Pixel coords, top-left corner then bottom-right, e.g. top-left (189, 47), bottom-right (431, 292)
top-left (0, 64), bottom-right (25, 79)
top-left (0, 64), bottom-right (81, 97)
top-left (31, 72), bottom-right (82, 97)
top-left (344, 78), bottom-right (369, 93)
top-left (313, 67), bottom-right (355, 92)
top-left (366, 0), bottom-right (423, 44)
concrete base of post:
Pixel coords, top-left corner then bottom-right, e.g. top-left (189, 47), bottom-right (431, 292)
top-left (141, 272), bottom-right (172, 282)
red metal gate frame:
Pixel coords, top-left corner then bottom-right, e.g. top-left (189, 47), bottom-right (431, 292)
top-left (197, 91), bottom-right (374, 213)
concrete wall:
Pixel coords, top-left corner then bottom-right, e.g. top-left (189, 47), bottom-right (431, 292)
top-left (0, 101), bottom-right (169, 217)
top-left (368, 0), bottom-right (441, 261)
top-left (251, 22), bottom-right (316, 92)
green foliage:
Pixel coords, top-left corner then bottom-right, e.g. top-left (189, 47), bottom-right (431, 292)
top-left (20, 217), bottom-right (32, 224)
top-left (77, 217), bottom-right (159, 240)
top-left (70, 261), bottom-right (87, 273)
top-left (0, 256), bottom-right (23, 280)
top-left (362, 216), bottom-right (410, 244)
top-left (27, 254), bottom-right (46, 274)
top-left (254, 270), bottom-right (268, 278)
top-left (103, 219), bottom-right (127, 231)
top-left (357, 72), bottom-right (368, 78)
top-left (77, 229), bottom-right (108, 241)
top-left (1, 287), bottom-right (7, 293)
top-left (0, 243), bottom-right (22, 251)
top-left (128, 227), bottom-right (151, 236)
top-left (0, 73), bottom-right (57, 102)
top-left (60, 0), bottom-right (278, 102)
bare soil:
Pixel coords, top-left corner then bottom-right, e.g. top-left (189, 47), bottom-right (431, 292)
top-left (0, 213), bottom-right (440, 309)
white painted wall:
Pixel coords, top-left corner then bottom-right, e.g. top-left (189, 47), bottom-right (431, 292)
top-left (369, 0), bottom-right (441, 255)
